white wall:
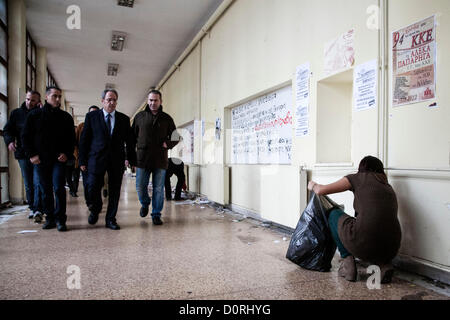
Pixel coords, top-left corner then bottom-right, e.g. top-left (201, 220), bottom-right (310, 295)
top-left (157, 0), bottom-right (450, 276)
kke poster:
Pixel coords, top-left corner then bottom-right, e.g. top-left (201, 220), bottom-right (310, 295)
top-left (392, 16), bottom-right (436, 107)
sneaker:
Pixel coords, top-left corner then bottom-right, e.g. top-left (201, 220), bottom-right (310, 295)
top-left (33, 212), bottom-right (43, 223)
top-left (140, 207), bottom-right (149, 218)
top-left (152, 216), bottom-right (163, 225)
top-left (28, 212), bottom-right (34, 219)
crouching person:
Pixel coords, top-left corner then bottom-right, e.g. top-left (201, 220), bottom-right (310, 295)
top-left (308, 156), bottom-right (401, 283)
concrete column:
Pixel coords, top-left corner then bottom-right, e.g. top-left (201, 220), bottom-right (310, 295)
top-left (35, 47), bottom-right (47, 98)
top-left (7, 0), bottom-right (26, 204)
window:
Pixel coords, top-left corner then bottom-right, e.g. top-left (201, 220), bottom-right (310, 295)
top-left (0, 0), bottom-right (8, 205)
top-left (47, 68), bottom-right (58, 88)
top-left (26, 30), bottom-right (36, 91)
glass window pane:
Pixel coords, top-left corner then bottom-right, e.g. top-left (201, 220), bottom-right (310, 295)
top-left (0, 63), bottom-right (6, 96)
top-left (32, 44), bottom-right (35, 66)
top-left (26, 63), bottom-right (31, 88)
top-left (0, 0), bottom-right (6, 26)
top-left (0, 137), bottom-right (7, 166)
top-left (1, 172), bottom-right (9, 204)
top-left (27, 36), bottom-right (31, 61)
top-left (0, 28), bottom-right (6, 60)
top-left (32, 70), bottom-right (36, 90)
top-left (0, 99), bottom-right (6, 128)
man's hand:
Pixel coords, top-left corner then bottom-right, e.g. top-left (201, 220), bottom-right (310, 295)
top-left (30, 155), bottom-right (40, 165)
top-left (80, 165), bottom-right (87, 172)
top-left (58, 153), bottom-right (68, 162)
top-left (8, 142), bottom-right (17, 152)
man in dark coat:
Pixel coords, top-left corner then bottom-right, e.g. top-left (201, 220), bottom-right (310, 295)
top-left (3, 90), bottom-right (43, 222)
top-left (79, 89), bottom-right (136, 230)
top-left (22, 86), bottom-right (75, 231)
top-left (132, 89), bottom-right (179, 225)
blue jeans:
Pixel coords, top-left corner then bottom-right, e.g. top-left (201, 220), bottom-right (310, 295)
top-left (136, 168), bottom-right (166, 217)
top-left (18, 159), bottom-right (42, 213)
top-left (33, 164), bottom-right (43, 213)
top-left (35, 162), bottom-right (67, 223)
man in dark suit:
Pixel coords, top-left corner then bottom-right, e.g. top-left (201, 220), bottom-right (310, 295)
top-left (79, 89), bottom-right (136, 230)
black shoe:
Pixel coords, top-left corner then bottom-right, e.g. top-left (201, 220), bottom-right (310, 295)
top-left (140, 207), bottom-right (149, 218)
top-left (88, 212), bottom-right (99, 225)
top-left (42, 220), bottom-right (56, 230)
top-left (152, 216), bottom-right (163, 225)
top-left (56, 221), bottom-right (67, 232)
top-left (166, 197), bottom-right (172, 201)
top-left (174, 197), bottom-right (182, 201)
top-left (105, 221), bottom-right (120, 230)
top-left (70, 192), bottom-right (78, 197)
top-left (103, 189), bottom-right (108, 198)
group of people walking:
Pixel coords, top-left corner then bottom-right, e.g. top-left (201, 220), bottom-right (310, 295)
top-left (5, 87), bottom-right (401, 284)
top-left (4, 87), bottom-right (181, 231)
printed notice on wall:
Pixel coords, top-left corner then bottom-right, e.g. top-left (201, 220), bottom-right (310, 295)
top-left (392, 16), bottom-right (436, 107)
top-left (324, 29), bottom-right (355, 76)
top-left (231, 85), bottom-right (293, 164)
top-left (295, 63), bottom-right (310, 136)
top-left (353, 60), bottom-right (378, 111)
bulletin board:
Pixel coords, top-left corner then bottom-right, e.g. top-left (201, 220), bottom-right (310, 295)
top-left (231, 85), bottom-right (293, 164)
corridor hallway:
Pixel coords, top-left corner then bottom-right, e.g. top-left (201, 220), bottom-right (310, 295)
top-left (0, 175), bottom-right (448, 300)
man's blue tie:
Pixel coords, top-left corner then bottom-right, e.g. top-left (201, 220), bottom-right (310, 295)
top-left (106, 113), bottom-right (112, 136)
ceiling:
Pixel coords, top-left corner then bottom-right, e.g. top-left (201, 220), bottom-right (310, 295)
top-left (25, 0), bottom-right (223, 122)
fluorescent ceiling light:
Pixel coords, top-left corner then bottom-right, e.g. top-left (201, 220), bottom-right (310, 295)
top-left (107, 63), bottom-right (119, 76)
top-left (111, 31), bottom-right (127, 51)
top-left (117, 0), bottom-right (134, 8)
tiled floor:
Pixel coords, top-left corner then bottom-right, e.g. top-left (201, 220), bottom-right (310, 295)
top-left (0, 175), bottom-right (448, 300)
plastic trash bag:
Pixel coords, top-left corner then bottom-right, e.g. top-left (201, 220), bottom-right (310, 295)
top-left (286, 192), bottom-right (340, 272)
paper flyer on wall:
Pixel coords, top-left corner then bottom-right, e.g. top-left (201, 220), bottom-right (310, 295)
top-left (294, 63), bottom-right (310, 137)
top-left (324, 29), bottom-right (355, 76)
top-left (353, 59), bottom-right (378, 111)
top-left (392, 16), bottom-right (436, 107)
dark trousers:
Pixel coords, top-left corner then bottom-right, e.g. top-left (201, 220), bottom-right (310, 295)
top-left (72, 167), bottom-right (81, 193)
top-left (87, 165), bottom-right (124, 223)
top-left (65, 162), bottom-right (75, 193)
top-left (35, 161), bottom-right (67, 223)
top-left (165, 166), bottom-right (185, 200)
top-left (81, 169), bottom-right (90, 206)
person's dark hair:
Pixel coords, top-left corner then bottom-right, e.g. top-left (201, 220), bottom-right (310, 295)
top-left (358, 156), bottom-right (385, 175)
top-left (148, 89), bottom-right (162, 99)
top-left (46, 86), bottom-right (61, 94)
top-left (102, 89), bottom-right (118, 100)
top-left (88, 105), bottom-right (99, 112)
top-left (27, 90), bottom-right (41, 98)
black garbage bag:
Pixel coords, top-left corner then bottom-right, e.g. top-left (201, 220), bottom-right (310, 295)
top-left (286, 192), bottom-right (340, 272)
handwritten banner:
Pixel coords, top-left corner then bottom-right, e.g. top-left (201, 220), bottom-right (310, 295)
top-left (231, 86), bottom-right (293, 164)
